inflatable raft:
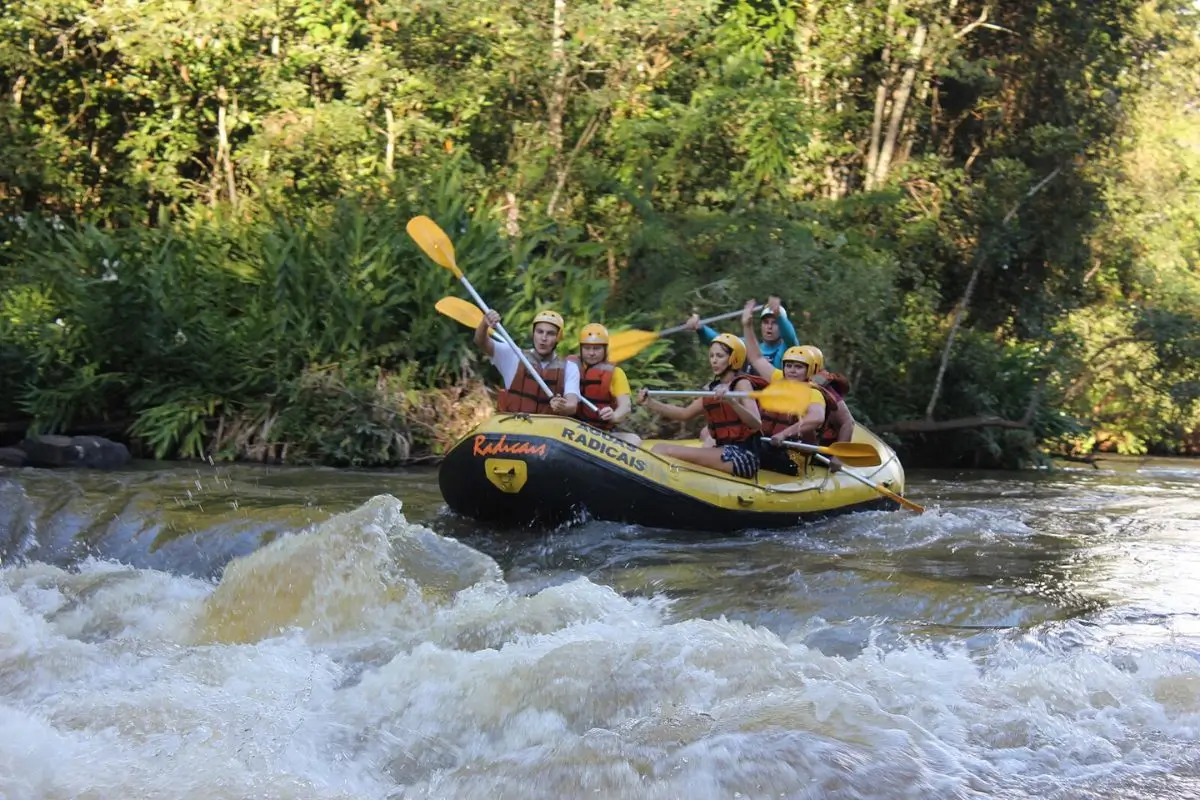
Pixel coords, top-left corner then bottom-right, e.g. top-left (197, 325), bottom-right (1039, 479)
top-left (438, 414), bottom-right (907, 532)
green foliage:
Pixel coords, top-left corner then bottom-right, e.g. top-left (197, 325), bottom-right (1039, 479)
top-left (0, 169), bottom-right (676, 460)
top-left (1, 0), bottom-right (1198, 465)
top-left (129, 394), bottom-right (219, 461)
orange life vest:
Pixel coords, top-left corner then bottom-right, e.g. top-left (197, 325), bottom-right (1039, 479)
top-left (568, 356), bottom-right (615, 430)
top-left (702, 373), bottom-right (768, 446)
top-left (497, 352), bottom-right (566, 414)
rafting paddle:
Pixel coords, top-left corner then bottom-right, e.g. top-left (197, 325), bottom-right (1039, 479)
top-left (408, 217), bottom-right (598, 412)
top-left (609, 306), bottom-right (764, 363)
top-left (813, 452), bottom-right (925, 512)
top-left (435, 295), bottom-right (485, 329)
top-left (760, 438), bottom-right (882, 467)
top-left (436, 296), bottom-right (505, 342)
top-left (646, 381), bottom-right (815, 414)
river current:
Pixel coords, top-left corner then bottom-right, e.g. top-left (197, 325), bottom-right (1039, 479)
top-left (1, 458), bottom-right (1198, 798)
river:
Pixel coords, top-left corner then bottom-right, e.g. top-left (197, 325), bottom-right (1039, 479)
top-left (1, 458), bottom-right (1198, 799)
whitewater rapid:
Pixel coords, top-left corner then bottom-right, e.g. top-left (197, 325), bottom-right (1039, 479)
top-left (3, 492), bottom-right (1198, 799)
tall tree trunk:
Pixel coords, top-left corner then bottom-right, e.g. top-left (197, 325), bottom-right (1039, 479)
top-left (901, 60), bottom-right (935, 164)
top-left (871, 21), bottom-right (928, 187)
top-left (924, 165), bottom-right (1063, 419)
top-left (796, 1), bottom-right (838, 198)
top-left (216, 88), bottom-right (237, 207)
top-left (546, 114), bottom-right (600, 223)
top-left (864, 0), bottom-right (900, 191)
top-left (504, 191), bottom-right (521, 238)
top-left (793, 1), bottom-right (824, 107)
top-left (546, 0), bottom-right (569, 216)
top-left (384, 107), bottom-right (396, 175)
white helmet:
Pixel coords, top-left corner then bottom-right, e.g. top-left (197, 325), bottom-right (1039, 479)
top-left (760, 304), bottom-right (787, 319)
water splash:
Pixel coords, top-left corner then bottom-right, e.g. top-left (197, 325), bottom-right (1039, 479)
top-left (192, 495), bottom-right (500, 645)
top-left (2, 491), bottom-right (1198, 799)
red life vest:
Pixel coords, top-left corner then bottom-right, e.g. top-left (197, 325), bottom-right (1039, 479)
top-left (763, 379), bottom-right (838, 438)
top-left (568, 356), bottom-right (616, 430)
top-left (802, 383), bottom-right (840, 445)
top-left (760, 397), bottom-right (799, 437)
top-left (497, 352), bottom-right (566, 414)
top-left (814, 370), bottom-right (850, 399)
top-left (702, 374), bottom-right (768, 445)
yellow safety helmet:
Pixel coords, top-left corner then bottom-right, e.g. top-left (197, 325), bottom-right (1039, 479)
top-left (800, 345), bottom-right (825, 376)
top-left (531, 309), bottom-right (564, 339)
top-left (712, 332), bottom-right (747, 370)
top-left (783, 345), bottom-right (823, 377)
top-left (782, 346), bottom-right (807, 364)
top-left (579, 323), bottom-right (610, 346)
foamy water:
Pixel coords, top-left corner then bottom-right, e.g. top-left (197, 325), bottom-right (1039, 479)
top-left (2, 463), bottom-right (1200, 798)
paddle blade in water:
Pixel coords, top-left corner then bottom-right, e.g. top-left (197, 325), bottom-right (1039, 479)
top-left (435, 296), bottom-right (484, 329)
top-left (607, 329), bottom-right (660, 362)
top-left (877, 484), bottom-right (925, 512)
top-left (406, 216), bottom-right (460, 277)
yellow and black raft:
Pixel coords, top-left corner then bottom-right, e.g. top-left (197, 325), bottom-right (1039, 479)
top-left (438, 414), bottom-right (908, 531)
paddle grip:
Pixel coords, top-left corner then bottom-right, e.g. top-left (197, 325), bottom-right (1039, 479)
top-left (458, 276), bottom-right (599, 412)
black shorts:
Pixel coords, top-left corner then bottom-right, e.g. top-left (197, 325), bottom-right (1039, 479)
top-left (720, 443), bottom-right (760, 478)
top-left (759, 444), bottom-right (799, 476)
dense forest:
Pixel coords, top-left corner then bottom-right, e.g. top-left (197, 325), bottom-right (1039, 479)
top-left (1, 0), bottom-right (1198, 468)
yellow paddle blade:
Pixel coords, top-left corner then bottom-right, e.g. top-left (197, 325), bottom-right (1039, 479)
top-left (435, 296), bottom-right (484, 329)
top-left (875, 483), bottom-right (926, 513)
top-left (406, 216), bottom-right (461, 278)
top-left (820, 441), bottom-right (882, 466)
top-left (607, 329), bottom-right (660, 362)
top-left (814, 451), bottom-right (925, 512)
top-left (825, 452), bottom-right (881, 468)
top-left (749, 380), bottom-right (812, 413)
top-left (766, 437), bottom-right (881, 467)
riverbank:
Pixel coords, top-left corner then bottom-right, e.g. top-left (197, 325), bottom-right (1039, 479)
top-left (0, 374), bottom-right (496, 468)
top-left (4, 382), bottom-right (1197, 471)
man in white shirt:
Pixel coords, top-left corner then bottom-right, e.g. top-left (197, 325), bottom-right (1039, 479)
top-left (475, 308), bottom-right (581, 415)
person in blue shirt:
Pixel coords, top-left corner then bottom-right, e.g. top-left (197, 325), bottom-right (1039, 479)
top-left (685, 295), bottom-right (799, 374)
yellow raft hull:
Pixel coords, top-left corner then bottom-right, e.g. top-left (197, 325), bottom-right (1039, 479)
top-left (438, 414), bottom-right (907, 532)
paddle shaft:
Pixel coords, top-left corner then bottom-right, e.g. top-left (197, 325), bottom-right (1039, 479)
top-left (762, 437), bottom-right (846, 456)
top-left (457, 276), bottom-right (599, 412)
top-left (813, 453), bottom-right (925, 513)
top-left (657, 305), bottom-right (764, 337)
top-left (648, 390), bottom-right (760, 399)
